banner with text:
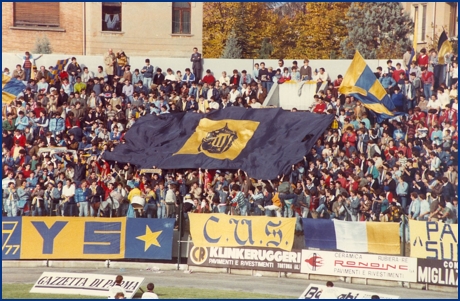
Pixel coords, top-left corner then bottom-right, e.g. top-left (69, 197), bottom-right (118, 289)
top-left (417, 259), bottom-right (458, 287)
top-left (187, 244), bottom-right (302, 273)
top-left (189, 214), bottom-right (296, 251)
top-left (30, 272), bottom-right (144, 298)
top-left (300, 250), bottom-right (417, 282)
top-left (2, 217), bottom-right (174, 260)
top-left (409, 220), bottom-right (458, 261)
top-left (299, 284), bottom-right (399, 299)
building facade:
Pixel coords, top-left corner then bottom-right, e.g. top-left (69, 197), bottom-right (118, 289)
top-left (2, 2), bottom-right (203, 57)
top-left (402, 2), bottom-right (457, 50)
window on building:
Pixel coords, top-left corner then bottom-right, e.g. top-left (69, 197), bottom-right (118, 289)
top-left (413, 6), bottom-right (419, 41)
top-left (14, 3), bottom-right (60, 27)
top-left (172, 2), bottom-right (191, 34)
top-left (448, 3), bottom-right (457, 38)
top-left (102, 2), bottom-right (122, 32)
top-left (421, 4), bottom-right (427, 42)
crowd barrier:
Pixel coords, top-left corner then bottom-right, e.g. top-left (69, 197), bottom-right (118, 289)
top-left (2, 215), bottom-right (458, 288)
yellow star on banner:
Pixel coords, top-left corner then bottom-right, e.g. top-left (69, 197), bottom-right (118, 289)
top-left (136, 226), bottom-right (162, 252)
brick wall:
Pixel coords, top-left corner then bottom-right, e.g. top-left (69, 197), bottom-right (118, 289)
top-left (2, 2), bottom-right (84, 55)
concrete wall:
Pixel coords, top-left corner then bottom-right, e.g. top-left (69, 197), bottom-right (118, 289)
top-left (1, 53), bottom-right (402, 84)
top-left (85, 2), bottom-right (203, 57)
top-left (2, 2), bottom-right (84, 55)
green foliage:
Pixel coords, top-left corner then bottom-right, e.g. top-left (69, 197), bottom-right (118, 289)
top-left (33, 35), bottom-right (52, 54)
top-left (258, 38), bottom-right (274, 59)
top-left (203, 2), bottom-right (350, 59)
top-left (221, 30), bottom-right (243, 59)
top-left (341, 2), bottom-right (413, 59)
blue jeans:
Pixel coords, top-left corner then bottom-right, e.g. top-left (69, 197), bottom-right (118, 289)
top-left (24, 68), bottom-right (31, 82)
top-left (265, 209), bottom-right (275, 217)
top-left (284, 199), bottom-right (294, 217)
top-left (5, 201), bottom-right (18, 217)
top-left (238, 203), bottom-right (249, 216)
top-left (316, 203), bottom-right (328, 215)
top-left (78, 202), bottom-right (89, 217)
top-left (423, 84), bottom-right (432, 100)
top-left (218, 205), bottom-right (227, 214)
top-left (157, 203), bottom-right (166, 218)
top-left (143, 77), bottom-right (152, 88)
top-left (145, 203), bottom-right (157, 218)
top-left (295, 214), bottom-right (303, 231)
top-left (68, 75), bottom-right (76, 86)
top-left (266, 81), bottom-right (273, 93)
top-left (399, 196), bottom-right (408, 214)
top-left (262, 81), bottom-right (270, 91)
top-left (117, 66), bottom-right (124, 77)
top-left (64, 202), bottom-right (78, 216)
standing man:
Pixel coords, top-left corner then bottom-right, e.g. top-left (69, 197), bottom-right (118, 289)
top-left (191, 47), bottom-right (203, 84)
top-left (104, 49), bottom-right (116, 83)
top-left (62, 179), bottom-right (76, 217)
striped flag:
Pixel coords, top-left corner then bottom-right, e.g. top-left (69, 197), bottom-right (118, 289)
top-left (50, 58), bottom-right (70, 84)
top-left (2, 74), bottom-right (26, 104)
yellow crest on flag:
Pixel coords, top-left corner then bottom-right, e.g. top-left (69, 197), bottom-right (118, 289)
top-left (174, 119), bottom-right (259, 160)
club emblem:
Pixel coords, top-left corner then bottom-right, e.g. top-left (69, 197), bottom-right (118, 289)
top-left (198, 123), bottom-right (238, 154)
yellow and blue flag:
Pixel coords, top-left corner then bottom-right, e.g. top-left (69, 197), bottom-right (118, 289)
top-left (339, 51), bottom-right (397, 122)
top-left (437, 30), bottom-right (453, 65)
top-left (2, 74), bottom-right (26, 104)
top-left (103, 107), bottom-right (334, 180)
top-left (50, 58), bottom-right (70, 84)
top-left (410, 9), bottom-right (418, 63)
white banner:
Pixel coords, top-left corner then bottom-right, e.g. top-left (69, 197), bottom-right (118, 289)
top-left (30, 272), bottom-right (144, 299)
top-left (300, 250), bottom-right (417, 282)
top-left (299, 284), bottom-right (399, 299)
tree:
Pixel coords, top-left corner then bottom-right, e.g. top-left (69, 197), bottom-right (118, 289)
top-left (258, 38), bottom-right (274, 59)
top-left (278, 2), bottom-right (350, 59)
top-left (221, 30), bottom-right (242, 59)
top-left (33, 35), bottom-right (52, 54)
top-left (202, 2), bottom-right (280, 59)
top-left (341, 2), bottom-right (413, 59)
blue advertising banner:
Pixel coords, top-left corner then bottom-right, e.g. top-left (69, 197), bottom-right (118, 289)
top-left (125, 218), bottom-right (175, 260)
top-left (2, 217), bottom-right (22, 260)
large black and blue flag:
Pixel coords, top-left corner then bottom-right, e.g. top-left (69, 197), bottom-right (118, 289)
top-left (339, 51), bottom-right (397, 122)
top-left (103, 107), bottom-right (334, 180)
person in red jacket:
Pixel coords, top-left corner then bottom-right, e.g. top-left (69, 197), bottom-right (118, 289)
top-left (341, 127), bottom-right (357, 146)
top-left (439, 105), bottom-right (458, 126)
top-left (421, 66), bottom-right (434, 99)
top-left (13, 130), bottom-right (26, 147)
top-left (313, 97), bottom-right (327, 113)
top-left (201, 69), bottom-right (215, 85)
top-left (417, 48), bottom-right (429, 68)
top-left (392, 63), bottom-right (406, 83)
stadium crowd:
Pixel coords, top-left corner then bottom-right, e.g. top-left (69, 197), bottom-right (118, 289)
top-left (2, 47), bottom-right (458, 229)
